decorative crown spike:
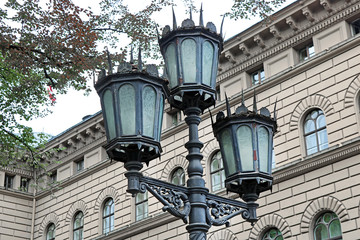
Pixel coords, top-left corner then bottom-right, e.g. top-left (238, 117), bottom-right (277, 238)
top-left (274, 97), bottom-right (278, 120)
top-left (190, 6), bottom-right (193, 20)
top-left (220, 15), bottom-right (225, 38)
top-left (138, 47), bottom-right (142, 71)
top-left (130, 46), bottom-right (134, 64)
top-left (172, 7), bottom-right (177, 30)
top-left (253, 90), bottom-right (257, 113)
top-left (225, 93), bottom-right (231, 117)
top-left (199, 4), bottom-right (204, 26)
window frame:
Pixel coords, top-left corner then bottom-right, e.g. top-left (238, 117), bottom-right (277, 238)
top-left (46, 223), bottom-right (56, 240)
top-left (210, 151), bottom-right (225, 192)
top-left (4, 174), bottom-right (14, 189)
top-left (20, 177), bottom-right (30, 192)
top-left (75, 159), bottom-right (84, 173)
top-left (313, 212), bottom-right (342, 240)
top-left (170, 167), bottom-right (186, 186)
top-left (261, 228), bottom-right (283, 240)
top-left (303, 109), bottom-right (329, 156)
top-left (250, 68), bottom-right (265, 85)
top-left (135, 192), bottom-right (148, 221)
top-left (102, 198), bottom-right (114, 234)
top-left (350, 18), bottom-right (360, 36)
top-left (299, 43), bottom-right (315, 62)
top-left (73, 211), bottom-right (84, 240)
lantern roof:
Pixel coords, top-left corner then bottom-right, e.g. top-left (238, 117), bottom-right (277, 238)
top-left (212, 91), bottom-right (278, 132)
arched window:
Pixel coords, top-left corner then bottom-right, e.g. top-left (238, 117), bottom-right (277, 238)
top-left (171, 168), bottom-right (185, 186)
top-left (304, 109), bottom-right (328, 155)
top-left (210, 151), bottom-right (225, 192)
top-left (262, 228), bottom-right (283, 240)
top-left (314, 212), bottom-right (342, 240)
top-left (103, 198), bottom-right (114, 234)
top-left (73, 212), bottom-right (84, 240)
top-left (46, 223), bottom-right (55, 240)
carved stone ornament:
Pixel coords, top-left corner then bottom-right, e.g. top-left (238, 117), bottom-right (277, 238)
top-left (254, 34), bottom-right (265, 48)
top-left (269, 25), bottom-right (282, 40)
top-left (238, 43), bottom-right (250, 56)
top-left (302, 6), bottom-right (315, 22)
top-left (286, 16), bottom-right (299, 31)
top-left (320, 0), bottom-right (333, 12)
top-left (225, 51), bottom-right (237, 64)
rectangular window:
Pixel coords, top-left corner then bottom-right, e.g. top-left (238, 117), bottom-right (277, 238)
top-left (4, 174), bottom-right (14, 189)
top-left (251, 68), bottom-right (265, 85)
top-left (216, 86), bottom-right (221, 101)
top-left (299, 43), bottom-right (315, 62)
top-left (171, 111), bottom-right (181, 126)
top-left (135, 192), bottom-right (148, 221)
top-left (20, 177), bottom-right (30, 192)
top-left (76, 159), bottom-right (84, 173)
top-left (351, 19), bottom-right (360, 35)
top-left (49, 171), bottom-right (57, 184)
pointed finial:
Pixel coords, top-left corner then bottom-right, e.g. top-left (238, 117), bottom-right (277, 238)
top-left (138, 47), bottom-right (142, 71)
top-left (274, 97), bottom-right (278, 120)
top-left (106, 49), bottom-right (112, 74)
top-left (253, 90), bottom-right (257, 113)
top-left (130, 46), bottom-right (134, 64)
top-left (225, 93), bottom-right (231, 117)
top-left (172, 7), bottom-right (177, 30)
top-left (220, 15), bottom-right (225, 38)
top-left (190, 6), bottom-right (193, 20)
top-left (199, 4), bottom-right (204, 26)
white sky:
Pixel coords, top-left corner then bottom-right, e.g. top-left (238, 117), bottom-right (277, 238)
top-left (26, 0), bottom-right (294, 136)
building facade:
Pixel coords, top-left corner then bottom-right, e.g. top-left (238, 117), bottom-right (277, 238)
top-left (1, 0), bottom-right (360, 239)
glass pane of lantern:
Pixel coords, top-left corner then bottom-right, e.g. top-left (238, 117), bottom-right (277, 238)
top-left (220, 130), bottom-right (236, 176)
top-left (165, 44), bottom-right (178, 88)
top-left (142, 86), bottom-right (156, 137)
top-left (202, 41), bottom-right (214, 86)
top-left (119, 84), bottom-right (136, 135)
top-left (181, 39), bottom-right (197, 83)
top-left (157, 95), bottom-right (164, 140)
top-left (103, 90), bottom-right (116, 140)
top-left (237, 126), bottom-right (254, 171)
top-left (258, 127), bottom-right (269, 173)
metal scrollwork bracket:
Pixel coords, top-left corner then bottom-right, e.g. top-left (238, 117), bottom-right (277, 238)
top-left (139, 176), bottom-right (191, 224)
top-left (206, 193), bottom-right (251, 227)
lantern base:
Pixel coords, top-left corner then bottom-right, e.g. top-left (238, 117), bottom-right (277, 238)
top-left (225, 172), bottom-right (273, 200)
top-left (169, 90), bottom-right (216, 111)
top-left (104, 136), bottom-right (161, 165)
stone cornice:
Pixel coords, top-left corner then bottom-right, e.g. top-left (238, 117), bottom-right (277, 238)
top-left (273, 137), bottom-right (360, 183)
top-left (218, 0), bottom-right (360, 83)
top-left (0, 167), bottom-right (33, 178)
top-left (90, 212), bottom-right (177, 240)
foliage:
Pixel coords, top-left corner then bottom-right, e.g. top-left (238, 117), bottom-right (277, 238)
top-left (0, 0), bottom-right (288, 179)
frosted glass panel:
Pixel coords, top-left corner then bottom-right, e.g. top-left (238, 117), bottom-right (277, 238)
top-left (181, 39), bottom-right (197, 83)
top-left (237, 126), bottom-right (254, 171)
top-left (202, 41), bottom-right (214, 86)
top-left (306, 133), bottom-right (317, 155)
top-left (157, 95), bottom-right (164, 140)
top-left (103, 90), bottom-right (116, 139)
top-left (165, 44), bottom-right (178, 88)
top-left (258, 127), bottom-right (269, 173)
top-left (220, 130), bottom-right (236, 176)
top-left (119, 84), bottom-right (136, 135)
top-left (142, 86), bottom-right (156, 137)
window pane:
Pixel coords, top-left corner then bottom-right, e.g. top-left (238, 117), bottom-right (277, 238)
top-left (308, 45), bottom-right (315, 57)
top-left (181, 39), bottom-right (197, 83)
top-left (306, 133), bottom-right (317, 155)
top-left (103, 90), bottom-right (116, 139)
top-left (258, 127), bottom-right (269, 173)
top-left (304, 119), bottom-right (315, 133)
top-left (202, 41), bottom-right (214, 86)
top-left (329, 219), bottom-right (342, 238)
top-left (317, 129), bottom-right (328, 151)
top-left (237, 126), bottom-right (254, 171)
top-left (165, 44), bottom-right (178, 88)
top-left (142, 86), bottom-right (156, 137)
top-left (314, 224), bottom-right (328, 240)
top-left (262, 228), bottom-right (283, 240)
top-left (221, 130), bottom-right (236, 175)
top-left (119, 84), bottom-right (136, 135)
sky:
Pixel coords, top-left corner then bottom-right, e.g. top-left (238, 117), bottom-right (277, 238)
top-left (26, 0), bottom-right (295, 137)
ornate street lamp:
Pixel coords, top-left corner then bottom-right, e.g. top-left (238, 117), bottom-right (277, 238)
top-left (159, 8), bottom-right (223, 110)
top-left (212, 94), bottom-right (277, 222)
top-left (95, 8), bottom-right (277, 240)
top-left (95, 60), bottom-right (169, 195)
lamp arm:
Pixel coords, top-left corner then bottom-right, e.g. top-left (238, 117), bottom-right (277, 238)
top-left (139, 176), bottom-right (191, 224)
top-left (205, 193), bottom-right (252, 227)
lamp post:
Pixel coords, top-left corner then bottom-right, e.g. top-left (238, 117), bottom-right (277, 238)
top-left (95, 9), bottom-right (277, 240)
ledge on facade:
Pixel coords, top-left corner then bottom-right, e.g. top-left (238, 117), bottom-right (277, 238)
top-left (0, 186), bottom-right (34, 200)
top-left (273, 137), bottom-right (360, 183)
top-left (90, 212), bottom-right (177, 240)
